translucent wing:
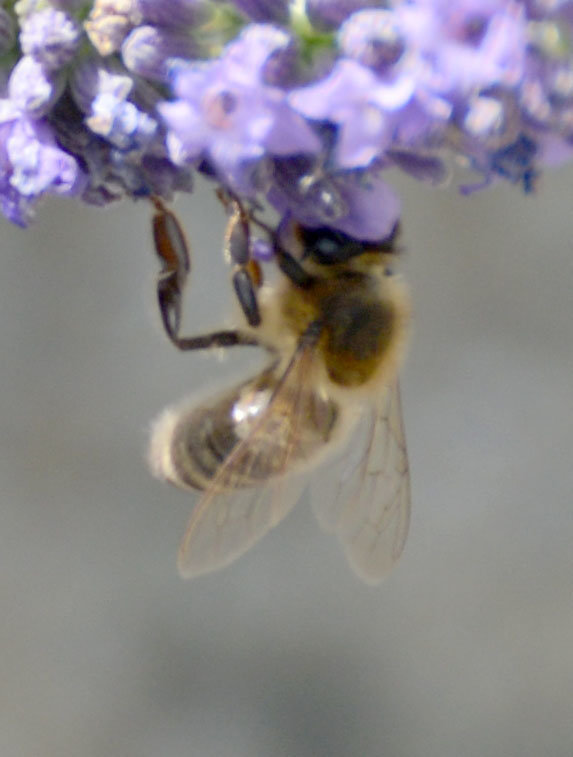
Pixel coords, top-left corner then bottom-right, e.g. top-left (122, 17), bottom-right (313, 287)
top-left (177, 471), bottom-right (307, 578)
top-left (177, 335), bottom-right (327, 578)
top-left (312, 382), bottom-right (410, 584)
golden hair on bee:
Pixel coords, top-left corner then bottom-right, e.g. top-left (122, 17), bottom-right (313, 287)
top-left (251, 222), bottom-right (410, 402)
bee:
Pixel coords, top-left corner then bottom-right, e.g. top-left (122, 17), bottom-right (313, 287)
top-left (148, 195), bottom-right (411, 584)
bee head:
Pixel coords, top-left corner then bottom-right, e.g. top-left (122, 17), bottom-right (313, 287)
top-left (296, 223), bottom-right (400, 266)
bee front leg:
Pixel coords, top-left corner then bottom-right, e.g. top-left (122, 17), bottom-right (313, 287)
top-left (216, 188), bottom-right (263, 328)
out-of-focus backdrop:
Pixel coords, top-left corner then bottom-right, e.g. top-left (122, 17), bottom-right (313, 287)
top-left (1, 166), bottom-right (572, 757)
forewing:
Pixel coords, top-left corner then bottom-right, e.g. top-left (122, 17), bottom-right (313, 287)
top-left (177, 338), bottom-right (317, 579)
top-left (312, 382), bottom-right (411, 584)
top-left (177, 473), bottom-right (307, 578)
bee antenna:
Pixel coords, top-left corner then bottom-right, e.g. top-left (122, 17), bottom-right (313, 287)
top-left (247, 213), bottom-right (316, 289)
top-left (274, 247), bottom-right (316, 289)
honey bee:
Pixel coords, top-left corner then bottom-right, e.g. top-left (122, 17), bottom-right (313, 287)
top-left (148, 195), bottom-right (411, 584)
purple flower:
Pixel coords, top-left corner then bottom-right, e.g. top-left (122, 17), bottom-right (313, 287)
top-left (290, 58), bottom-right (418, 168)
top-left (49, 89), bottom-right (193, 207)
top-left (268, 156), bottom-right (401, 240)
top-left (71, 59), bottom-right (161, 152)
top-left (82, 68), bottom-right (158, 151)
top-left (20, 8), bottom-right (81, 71)
top-left (159, 24), bottom-right (321, 192)
top-left (8, 56), bottom-right (62, 118)
top-left (0, 0), bottom-right (570, 232)
top-left (0, 104), bottom-right (84, 226)
top-left (396, 0), bottom-right (527, 95)
top-left (61, 59), bottom-right (194, 204)
top-left (338, 9), bottom-right (407, 73)
top-left (122, 25), bottom-right (198, 82)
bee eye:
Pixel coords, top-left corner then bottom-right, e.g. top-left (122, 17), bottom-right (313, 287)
top-left (299, 225), bottom-right (364, 264)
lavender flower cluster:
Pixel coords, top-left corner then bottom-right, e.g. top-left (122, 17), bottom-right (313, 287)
top-left (2, 0), bottom-right (573, 239)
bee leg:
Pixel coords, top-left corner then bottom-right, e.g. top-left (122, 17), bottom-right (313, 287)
top-left (216, 188), bottom-right (315, 294)
top-left (216, 189), bottom-right (263, 328)
top-left (150, 197), bottom-right (272, 356)
top-left (171, 329), bottom-right (261, 352)
top-left (151, 197), bottom-right (191, 343)
top-left (232, 264), bottom-right (261, 328)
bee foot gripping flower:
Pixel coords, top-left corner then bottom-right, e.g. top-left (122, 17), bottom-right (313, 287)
top-left (0, 0), bottom-right (572, 238)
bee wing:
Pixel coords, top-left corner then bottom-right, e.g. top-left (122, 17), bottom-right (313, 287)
top-left (177, 337), bottom-right (317, 579)
top-left (177, 473), bottom-right (308, 578)
top-left (312, 382), bottom-right (411, 584)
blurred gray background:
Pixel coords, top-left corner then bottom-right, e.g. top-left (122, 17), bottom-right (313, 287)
top-left (0, 165), bottom-right (572, 757)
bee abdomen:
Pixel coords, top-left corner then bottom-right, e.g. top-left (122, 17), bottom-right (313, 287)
top-left (168, 399), bottom-right (242, 491)
top-left (151, 378), bottom-right (340, 493)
